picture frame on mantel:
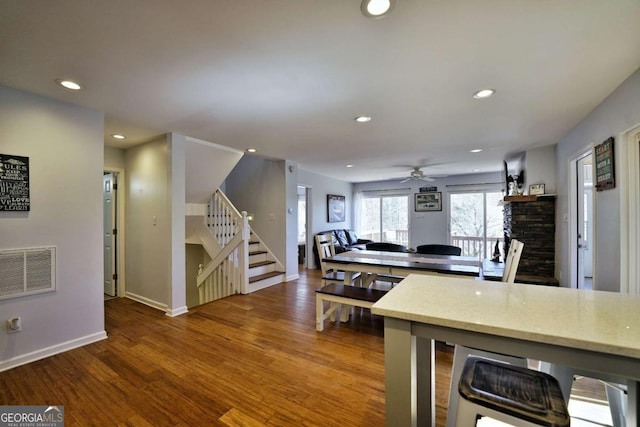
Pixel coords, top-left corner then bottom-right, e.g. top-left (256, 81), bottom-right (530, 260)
top-left (529, 183), bottom-right (545, 195)
top-left (415, 192), bottom-right (442, 212)
top-left (327, 194), bottom-right (345, 223)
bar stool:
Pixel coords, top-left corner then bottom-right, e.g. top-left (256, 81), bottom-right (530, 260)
top-left (456, 356), bottom-right (570, 427)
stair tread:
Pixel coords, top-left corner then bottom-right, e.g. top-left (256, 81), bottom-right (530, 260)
top-left (249, 271), bottom-right (284, 283)
top-left (249, 250), bottom-right (268, 256)
top-left (250, 260), bottom-right (275, 268)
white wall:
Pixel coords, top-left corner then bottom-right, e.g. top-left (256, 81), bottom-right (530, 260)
top-left (0, 86), bottom-right (106, 371)
top-left (184, 137), bottom-right (244, 203)
top-left (555, 67), bottom-right (640, 291)
top-left (125, 136), bottom-right (171, 309)
top-left (353, 172), bottom-right (502, 249)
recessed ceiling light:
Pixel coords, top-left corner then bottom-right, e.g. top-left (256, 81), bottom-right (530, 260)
top-left (111, 134), bottom-right (126, 140)
top-left (473, 89), bottom-right (495, 99)
top-left (346, 164), bottom-right (354, 168)
top-left (55, 79), bottom-right (83, 91)
top-left (246, 148), bottom-right (257, 153)
top-left (470, 149), bottom-right (483, 153)
top-left (472, 169), bottom-right (481, 172)
top-left (355, 116), bottom-right (372, 123)
top-left (361, 0), bottom-right (395, 18)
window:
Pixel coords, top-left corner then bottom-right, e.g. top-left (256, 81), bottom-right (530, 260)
top-left (449, 192), bottom-right (503, 258)
top-left (358, 194), bottom-right (409, 246)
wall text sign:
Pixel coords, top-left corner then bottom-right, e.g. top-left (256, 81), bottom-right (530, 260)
top-left (594, 137), bottom-right (615, 191)
top-left (0, 154), bottom-right (30, 211)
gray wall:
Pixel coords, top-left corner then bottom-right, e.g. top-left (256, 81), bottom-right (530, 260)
top-left (225, 155), bottom-right (288, 272)
top-left (555, 68), bottom-right (640, 291)
top-left (525, 145), bottom-right (557, 194)
top-left (125, 136), bottom-right (172, 308)
top-left (284, 161), bottom-right (299, 278)
top-left (297, 168), bottom-right (354, 268)
top-left (0, 86), bottom-right (105, 370)
top-left (104, 146), bottom-right (126, 170)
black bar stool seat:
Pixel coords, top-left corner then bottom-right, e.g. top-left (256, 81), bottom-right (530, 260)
top-left (455, 356), bottom-right (570, 427)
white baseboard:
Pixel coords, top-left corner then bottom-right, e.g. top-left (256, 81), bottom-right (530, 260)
top-left (125, 291), bottom-right (167, 312)
top-left (166, 306), bottom-right (188, 317)
top-left (286, 274), bottom-right (300, 282)
top-left (0, 331), bottom-right (107, 372)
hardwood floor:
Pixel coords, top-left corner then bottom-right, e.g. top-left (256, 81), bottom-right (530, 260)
top-left (0, 269), bottom-right (606, 426)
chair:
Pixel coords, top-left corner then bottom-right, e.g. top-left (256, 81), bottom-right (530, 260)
top-left (416, 244), bottom-right (462, 256)
top-left (315, 233), bottom-right (361, 286)
top-left (502, 239), bottom-right (524, 283)
top-left (503, 239), bottom-right (625, 426)
top-left (365, 242), bottom-right (407, 252)
top-left (540, 361), bottom-right (628, 427)
top-left (446, 239), bottom-right (527, 427)
top-left (456, 356), bottom-right (570, 427)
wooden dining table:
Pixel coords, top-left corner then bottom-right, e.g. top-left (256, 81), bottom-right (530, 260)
top-left (322, 250), bottom-right (481, 287)
top-left (371, 274), bottom-right (640, 427)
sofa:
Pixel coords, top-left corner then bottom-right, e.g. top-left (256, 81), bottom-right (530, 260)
top-left (313, 229), bottom-right (372, 268)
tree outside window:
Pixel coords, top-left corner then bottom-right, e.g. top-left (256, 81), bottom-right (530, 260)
top-left (358, 195), bottom-right (409, 246)
top-left (450, 192), bottom-right (503, 258)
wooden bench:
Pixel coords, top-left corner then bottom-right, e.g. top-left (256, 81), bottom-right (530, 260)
top-left (315, 283), bottom-right (388, 331)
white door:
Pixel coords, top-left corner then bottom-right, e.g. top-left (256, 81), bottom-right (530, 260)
top-left (103, 173), bottom-right (116, 296)
top-left (576, 153), bottom-right (594, 289)
top-left (583, 187), bottom-right (594, 277)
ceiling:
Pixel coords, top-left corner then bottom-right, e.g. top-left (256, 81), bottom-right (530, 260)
top-left (2, 1), bottom-right (640, 183)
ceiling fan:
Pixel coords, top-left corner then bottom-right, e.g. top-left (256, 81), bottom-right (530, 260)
top-left (399, 166), bottom-right (446, 183)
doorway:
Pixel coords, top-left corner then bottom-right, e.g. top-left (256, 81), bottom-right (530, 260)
top-left (574, 152), bottom-right (594, 290)
top-left (297, 186), bottom-right (306, 267)
top-left (297, 186), bottom-right (314, 269)
top-left (103, 171), bottom-right (118, 297)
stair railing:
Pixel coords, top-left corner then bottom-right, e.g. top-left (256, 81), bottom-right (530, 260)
top-left (197, 190), bottom-right (250, 303)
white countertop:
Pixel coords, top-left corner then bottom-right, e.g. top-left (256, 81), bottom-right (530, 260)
top-left (371, 274), bottom-right (640, 358)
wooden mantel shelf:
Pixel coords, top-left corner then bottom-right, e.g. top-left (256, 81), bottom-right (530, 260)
top-left (503, 194), bottom-right (557, 202)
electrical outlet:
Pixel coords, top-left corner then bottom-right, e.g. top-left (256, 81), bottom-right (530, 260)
top-left (7, 317), bottom-right (21, 333)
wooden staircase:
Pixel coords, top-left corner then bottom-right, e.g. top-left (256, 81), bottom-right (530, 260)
top-left (248, 237), bottom-right (285, 292)
top-left (195, 190), bottom-right (285, 305)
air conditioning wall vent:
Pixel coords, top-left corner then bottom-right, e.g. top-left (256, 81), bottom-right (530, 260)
top-left (0, 246), bottom-right (56, 300)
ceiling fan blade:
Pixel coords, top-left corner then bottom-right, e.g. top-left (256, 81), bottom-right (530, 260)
top-left (420, 176), bottom-right (435, 182)
top-left (399, 177), bottom-right (412, 183)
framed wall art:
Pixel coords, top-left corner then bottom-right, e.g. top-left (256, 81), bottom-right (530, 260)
top-left (327, 194), bottom-right (345, 222)
top-left (415, 192), bottom-right (441, 212)
top-left (594, 137), bottom-right (615, 191)
top-left (0, 154), bottom-right (30, 211)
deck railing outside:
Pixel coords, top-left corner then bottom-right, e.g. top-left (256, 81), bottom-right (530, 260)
top-left (451, 235), bottom-right (502, 260)
top-left (357, 230), bottom-right (501, 259)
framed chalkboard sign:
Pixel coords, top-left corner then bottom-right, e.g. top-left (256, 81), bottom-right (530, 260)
top-left (0, 154), bottom-right (30, 211)
top-left (594, 137), bottom-right (615, 191)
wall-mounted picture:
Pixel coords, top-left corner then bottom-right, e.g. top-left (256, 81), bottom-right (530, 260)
top-left (415, 192), bottom-right (441, 212)
top-left (327, 194), bottom-right (346, 222)
top-left (0, 153), bottom-right (30, 212)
